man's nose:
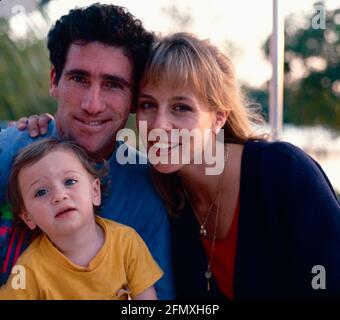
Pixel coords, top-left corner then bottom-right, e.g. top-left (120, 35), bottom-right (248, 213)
top-left (81, 85), bottom-right (105, 114)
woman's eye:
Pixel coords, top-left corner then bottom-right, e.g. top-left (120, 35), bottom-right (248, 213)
top-left (174, 104), bottom-right (192, 112)
top-left (65, 179), bottom-right (77, 186)
top-left (35, 189), bottom-right (48, 198)
top-left (138, 102), bottom-right (156, 110)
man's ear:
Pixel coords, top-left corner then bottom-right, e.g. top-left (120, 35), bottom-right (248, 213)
top-left (19, 211), bottom-right (37, 230)
top-left (214, 110), bottom-right (228, 134)
top-left (92, 178), bottom-right (101, 207)
top-left (49, 67), bottom-right (58, 98)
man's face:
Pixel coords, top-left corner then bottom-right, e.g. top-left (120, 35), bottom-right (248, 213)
top-left (50, 42), bottom-right (133, 160)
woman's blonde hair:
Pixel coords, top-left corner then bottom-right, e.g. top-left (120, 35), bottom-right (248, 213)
top-left (140, 32), bottom-right (266, 215)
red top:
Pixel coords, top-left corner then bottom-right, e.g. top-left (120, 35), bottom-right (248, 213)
top-left (201, 199), bottom-right (240, 300)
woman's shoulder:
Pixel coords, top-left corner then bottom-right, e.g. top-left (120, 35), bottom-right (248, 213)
top-left (244, 139), bottom-right (309, 161)
top-left (243, 140), bottom-right (320, 175)
top-left (242, 140), bottom-right (338, 201)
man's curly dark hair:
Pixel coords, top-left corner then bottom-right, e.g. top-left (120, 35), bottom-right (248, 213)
top-left (47, 3), bottom-right (154, 98)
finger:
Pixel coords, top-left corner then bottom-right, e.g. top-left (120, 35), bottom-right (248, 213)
top-left (27, 115), bottom-right (40, 137)
top-left (38, 113), bottom-right (54, 135)
top-left (8, 121), bottom-right (16, 127)
top-left (16, 117), bottom-right (29, 129)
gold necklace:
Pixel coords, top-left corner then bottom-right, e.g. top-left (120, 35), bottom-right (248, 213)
top-left (205, 144), bottom-right (228, 291)
top-left (186, 144), bottom-right (228, 238)
top-left (205, 170), bottom-right (224, 291)
top-left (191, 188), bottom-right (220, 237)
top-left (184, 144), bottom-right (229, 291)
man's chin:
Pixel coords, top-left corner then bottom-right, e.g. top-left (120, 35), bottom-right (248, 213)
top-left (78, 140), bottom-right (116, 160)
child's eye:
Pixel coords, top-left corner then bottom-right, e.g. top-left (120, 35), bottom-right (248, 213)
top-left (35, 189), bottom-right (48, 198)
top-left (65, 179), bottom-right (77, 186)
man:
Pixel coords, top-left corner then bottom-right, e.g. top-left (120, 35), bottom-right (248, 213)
top-left (0, 4), bottom-right (174, 299)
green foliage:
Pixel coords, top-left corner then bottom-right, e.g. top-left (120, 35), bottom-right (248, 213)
top-left (260, 3), bottom-right (340, 132)
top-left (0, 18), bottom-right (57, 120)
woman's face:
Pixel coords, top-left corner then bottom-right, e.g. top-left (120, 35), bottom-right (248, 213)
top-left (136, 82), bottom-right (223, 174)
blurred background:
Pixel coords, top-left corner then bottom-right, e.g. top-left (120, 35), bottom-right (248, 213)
top-left (0, 0), bottom-right (339, 193)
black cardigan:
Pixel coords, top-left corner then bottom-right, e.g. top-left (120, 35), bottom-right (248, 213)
top-left (170, 140), bottom-right (340, 299)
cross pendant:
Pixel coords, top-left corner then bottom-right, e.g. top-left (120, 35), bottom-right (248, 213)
top-left (200, 225), bottom-right (207, 237)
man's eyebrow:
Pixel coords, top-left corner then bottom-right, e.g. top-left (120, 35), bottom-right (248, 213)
top-left (64, 69), bottom-right (90, 77)
top-left (64, 70), bottom-right (132, 89)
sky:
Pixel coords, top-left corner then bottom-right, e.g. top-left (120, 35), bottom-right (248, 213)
top-left (2, 0), bottom-right (339, 87)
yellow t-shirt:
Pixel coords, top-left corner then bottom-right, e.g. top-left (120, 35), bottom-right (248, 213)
top-left (0, 217), bottom-right (163, 300)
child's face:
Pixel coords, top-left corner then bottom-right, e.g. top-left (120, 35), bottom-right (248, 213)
top-left (18, 149), bottom-right (101, 237)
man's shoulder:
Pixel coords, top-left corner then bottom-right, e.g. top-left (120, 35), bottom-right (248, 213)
top-left (0, 121), bottom-right (58, 158)
top-left (0, 121), bottom-right (58, 203)
top-left (109, 142), bottom-right (153, 184)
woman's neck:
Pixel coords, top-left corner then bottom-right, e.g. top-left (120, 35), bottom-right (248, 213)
top-left (178, 141), bottom-right (228, 209)
top-left (178, 142), bottom-right (243, 238)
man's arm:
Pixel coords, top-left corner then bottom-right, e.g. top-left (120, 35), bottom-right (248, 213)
top-left (12, 113), bottom-right (54, 137)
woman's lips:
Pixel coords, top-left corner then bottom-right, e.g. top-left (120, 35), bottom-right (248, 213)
top-left (150, 142), bottom-right (181, 157)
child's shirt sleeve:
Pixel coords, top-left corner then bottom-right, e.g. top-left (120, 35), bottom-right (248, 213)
top-left (124, 229), bottom-right (164, 298)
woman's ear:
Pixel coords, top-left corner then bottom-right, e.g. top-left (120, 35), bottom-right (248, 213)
top-left (92, 178), bottom-right (101, 207)
top-left (19, 211), bottom-right (37, 230)
top-left (214, 110), bottom-right (228, 134)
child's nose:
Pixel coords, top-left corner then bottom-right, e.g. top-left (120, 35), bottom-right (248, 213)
top-left (52, 191), bottom-right (69, 204)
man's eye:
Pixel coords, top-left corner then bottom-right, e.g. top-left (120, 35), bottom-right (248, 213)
top-left (35, 189), bottom-right (48, 198)
top-left (71, 76), bottom-right (88, 84)
top-left (65, 179), bottom-right (77, 186)
top-left (174, 104), bottom-right (192, 112)
top-left (105, 81), bottom-right (123, 90)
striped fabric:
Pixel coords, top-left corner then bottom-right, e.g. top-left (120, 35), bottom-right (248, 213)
top-left (0, 204), bottom-right (34, 285)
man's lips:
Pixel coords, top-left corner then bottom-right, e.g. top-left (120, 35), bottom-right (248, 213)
top-left (55, 207), bottom-right (76, 218)
top-left (74, 117), bottom-right (111, 128)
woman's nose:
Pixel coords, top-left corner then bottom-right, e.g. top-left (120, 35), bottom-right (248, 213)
top-left (150, 111), bottom-right (173, 132)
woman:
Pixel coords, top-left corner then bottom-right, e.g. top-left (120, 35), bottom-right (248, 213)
top-left (136, 32), bottom-right (340, 299)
